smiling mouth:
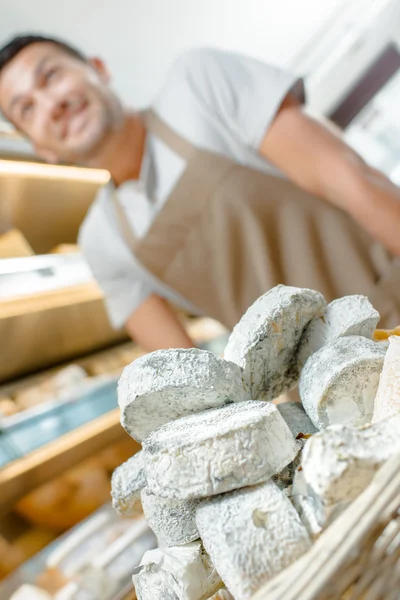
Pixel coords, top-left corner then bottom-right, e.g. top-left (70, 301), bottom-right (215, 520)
top-left (62, 100), bottom-right (89, 139)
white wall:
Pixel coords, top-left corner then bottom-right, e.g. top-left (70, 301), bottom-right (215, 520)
top-left (0, 0), bottom-right (345, 107)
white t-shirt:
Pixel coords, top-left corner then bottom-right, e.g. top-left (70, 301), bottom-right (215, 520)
top-left (78, 48), bottom-right (304, 329)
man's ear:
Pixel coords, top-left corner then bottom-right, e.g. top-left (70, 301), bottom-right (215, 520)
top-left (34, 144), bottom-right (58, 164)
top-left (89, 57), bottom-right (110, 83)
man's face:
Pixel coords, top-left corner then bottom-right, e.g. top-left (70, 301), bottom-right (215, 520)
top-left (0, 42), bottom-right (123, 163)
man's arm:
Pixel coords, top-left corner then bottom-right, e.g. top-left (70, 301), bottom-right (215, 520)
top-left (260, 95), bottom-right (400, 257)
top-left (125, 293), bottom-right (195, 352)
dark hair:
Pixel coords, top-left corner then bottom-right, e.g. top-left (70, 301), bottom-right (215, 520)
top-left (0, 34), bottom-right (86, 74)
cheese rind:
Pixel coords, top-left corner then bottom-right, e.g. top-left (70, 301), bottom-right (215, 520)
top-left (143, 401), bottom-right (299, 500)
top-left (132, 542), bottom-right (222, 600)
top-left (111, 452), bottom-right (146, 516)
top-left (141, 488), bottom-right (200, 546)
top-left (276, 402), bottom-right (318, 437)
top-left (224, 285), bottom-right (325, 400)
top-left (372, 336), bottom-right (400, 423)
top-left (298, 295), bottom-right (379, 367)
top-left (299, 336), bottom-right (386, 429)
top-left (301, 414), bottom-right (400, 525)
top-left (195, 481), bottom-right (311, 600)
top-left (272, 403), bottom-right (316, 491)
top-left (118, 348), bottom-right (249, 442)
top-left (290, 494), bottom-right (322, 538)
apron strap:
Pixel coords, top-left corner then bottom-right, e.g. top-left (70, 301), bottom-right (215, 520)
top-left (142, 109), bottom-right (195, 161)
top-left (112, 109), bottom-right (196, 252)
top-left (112, 189), bottom-right (139, 252)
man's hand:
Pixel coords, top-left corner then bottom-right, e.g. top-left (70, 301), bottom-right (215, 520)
top-left (125, 293), bottom-right (195, 351)
top-left (260, 95), bottom-right (400, 257)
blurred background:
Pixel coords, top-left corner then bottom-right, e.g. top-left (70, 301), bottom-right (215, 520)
top-left (1, 1), bottom-right (400, 598)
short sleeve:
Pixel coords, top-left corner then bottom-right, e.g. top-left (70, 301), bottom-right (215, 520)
top-left (156, 47), bottom-right (305, 150)
top-left (78, 198), bottom-right (154, 330)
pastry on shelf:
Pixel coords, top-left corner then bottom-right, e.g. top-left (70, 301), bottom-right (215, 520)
top-left (15, 459), bottom-right (112, 531)
top-left (14, 365), bottom-right (88, 411)
top-left (0, 397), bottom-right (19, 418)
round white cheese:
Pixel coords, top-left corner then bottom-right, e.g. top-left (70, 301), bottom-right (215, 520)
top-left (133, 542), bottom-right (222, 600)
top-left (301, 414), bottom-right (400, 525)
top-left (142, 401), bottom-right (299, 500)
top-left (224, 285), bottom-right (325, 400)
top-left (196, 480), bottom-right (311, 600)
top-left (299, 336), bottom-right (386, 429)
top-left (298, 295), bottom-right (379, 367)
top-left (141, 488), bottom-right (200, 546)
top-left (118, 348), bottom-right (249, 442)
top-left (111, 451), bottom-right (146, 516)
top-left (372, 336), bottom-right (400, 423)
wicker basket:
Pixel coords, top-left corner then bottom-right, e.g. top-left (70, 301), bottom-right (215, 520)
top-left (252, 449), bottom-right (400, 600)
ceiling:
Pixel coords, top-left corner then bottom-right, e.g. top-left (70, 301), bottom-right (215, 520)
top-left (0, 0), bottom-right (349, 109)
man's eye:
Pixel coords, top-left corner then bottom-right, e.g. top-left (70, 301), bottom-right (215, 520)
top-left (44, 68), bottom-right (59, 83)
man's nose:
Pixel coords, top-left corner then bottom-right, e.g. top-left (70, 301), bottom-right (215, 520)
top-left (37, 89), bottom-right (68, 121)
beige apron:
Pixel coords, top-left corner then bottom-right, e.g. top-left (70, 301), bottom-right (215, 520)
top-left (113, 110), bottom-right (400, 330)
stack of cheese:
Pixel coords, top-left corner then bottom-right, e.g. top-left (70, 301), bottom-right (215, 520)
top-left (111, 285), bottom-right (400, 600)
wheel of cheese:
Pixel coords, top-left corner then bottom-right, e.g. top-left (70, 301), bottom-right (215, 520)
top-left (111, 451), bottom-right (146, 516)
top-left (301, 413), bottom-right (400, 526)
top-left (372, 336), bottom-right (400, 423)
top-left (142, 401), bottom-right (299, 500)
top-left (132, 542), bottom-right (222, 600)
top-left (118, 348), bottom-right (249, 442)
top-left (224, 285), bottom-right (325, 401)
top-left (299, 336), bottom-right (386, 429)
top-left (298, 295), bottom-right (379, 367)
top-left (276, 402), bottom-right (318, 437)
top-left (195, 480), bottom-right (311, 600)
top-left (141, 488), bottom-right (200, 546)
top-left (290, 494), bottom-right (322, 538)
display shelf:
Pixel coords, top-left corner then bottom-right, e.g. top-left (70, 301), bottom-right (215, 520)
top-left (0, 159), bottom-right (108, 255)
top-left (0, 408), bottom-right (132, 515)
top-left (0, 280), bottom-right (127, 383)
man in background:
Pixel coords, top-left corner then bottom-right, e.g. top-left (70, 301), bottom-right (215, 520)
top-left (1, 35), bottom-right (400, 350)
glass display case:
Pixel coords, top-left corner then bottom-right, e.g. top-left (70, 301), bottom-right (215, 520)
top-left (0, 377), bottom-right (119, 469)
